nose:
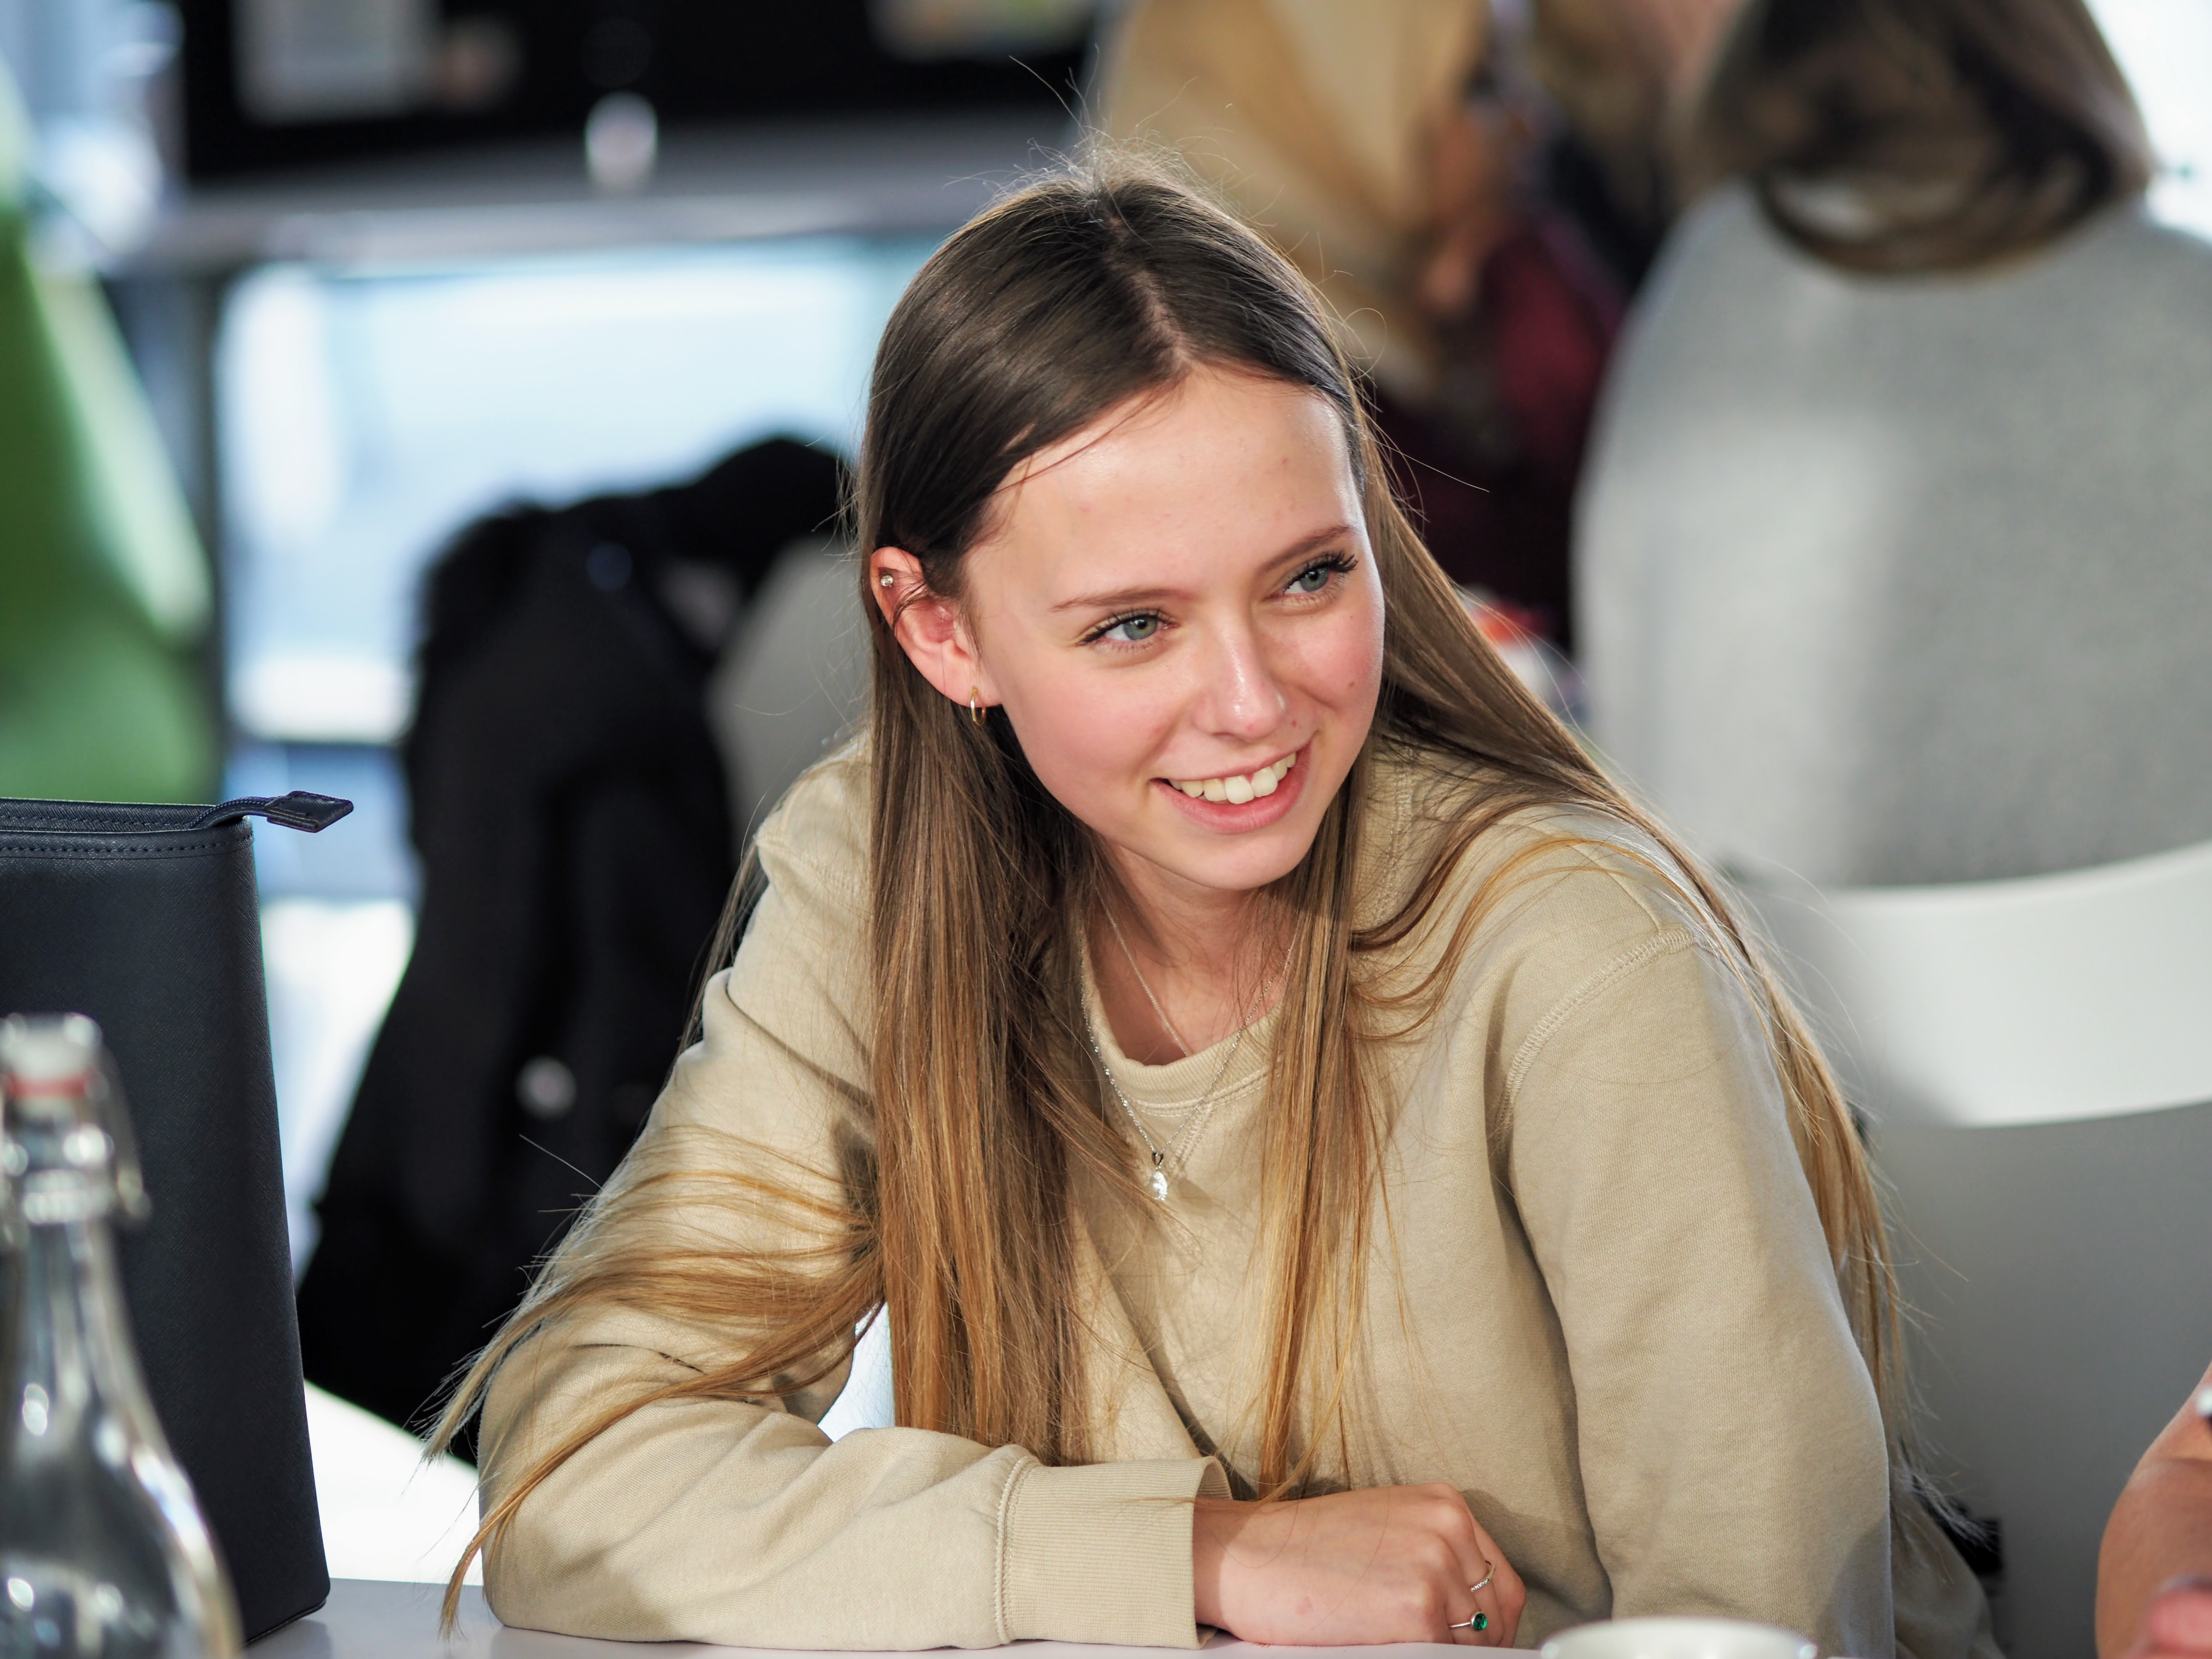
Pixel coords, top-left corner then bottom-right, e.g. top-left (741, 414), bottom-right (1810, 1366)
top-left (1190, 618), bottom-right (1288, 742)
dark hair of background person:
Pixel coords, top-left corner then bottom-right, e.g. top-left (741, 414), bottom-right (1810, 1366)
top-left (1685, 0), bottom-right (2155, 273)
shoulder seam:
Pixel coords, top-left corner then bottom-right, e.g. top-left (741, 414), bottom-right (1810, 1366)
top-left (1502, 925), bottom-right (1699, 1107)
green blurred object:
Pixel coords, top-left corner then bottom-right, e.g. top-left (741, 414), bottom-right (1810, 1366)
top-left (0, 61), bottom-right (215, 804)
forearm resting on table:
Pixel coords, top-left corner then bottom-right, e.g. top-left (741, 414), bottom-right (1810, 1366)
top-left (2099, 1363), bottom-right (2212, 1657)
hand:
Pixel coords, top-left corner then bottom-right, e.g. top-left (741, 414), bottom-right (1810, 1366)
top-left (1192, 1483), bottom-right (1527, 1646)
top-left (2127, 1578), bottom-right (2212, 1658)
top-left (2099, 1359), bottom-right (2212, 1657)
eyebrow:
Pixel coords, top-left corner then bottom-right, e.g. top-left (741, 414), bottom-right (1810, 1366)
top-left (1048, 523), bottom-right (1358, 613)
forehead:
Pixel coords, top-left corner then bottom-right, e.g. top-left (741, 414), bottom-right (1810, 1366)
top-left (978, 367), bottom-right (1359, 573)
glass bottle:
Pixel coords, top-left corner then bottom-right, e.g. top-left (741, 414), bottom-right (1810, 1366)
top-left (0, 1015), bottom-right (240, 1658)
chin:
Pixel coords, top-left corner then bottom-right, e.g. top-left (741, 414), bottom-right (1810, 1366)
top-left (1160, 811), bottom-right (1330, 894)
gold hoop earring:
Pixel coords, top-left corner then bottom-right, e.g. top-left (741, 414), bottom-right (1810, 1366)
top-left (969, 688), bottom-right (985, 726)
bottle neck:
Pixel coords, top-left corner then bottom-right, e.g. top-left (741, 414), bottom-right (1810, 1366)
top-left (0, 1023), bottom-right (244, 1656)
top-left (5, 1213), bottom-right (158, 1458)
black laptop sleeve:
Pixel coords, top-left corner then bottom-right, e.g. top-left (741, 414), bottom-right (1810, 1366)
top-left (0, 791), bottom-right (349, 1641)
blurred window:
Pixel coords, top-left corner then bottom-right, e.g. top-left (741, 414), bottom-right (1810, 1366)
top-left (217, 236), bottom-right (928, 747)
top-left (2089, 0), bottom-right (2212, 239)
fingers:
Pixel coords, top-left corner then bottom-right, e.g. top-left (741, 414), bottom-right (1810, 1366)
top-left (1442, 1548), bottom-right (1513, 1654)
top-left (1439, 1586), bottom-right (1493, 1647)
top-left (1442, 1574), bottom-right (1497, 1647)
top-left (1405, 1485), bottom-right (1491, 1644)
top-left (1467, 1513), bottom-right (1528, 1648)
top-left (1411, 1484), bottom-right (1522, 1648)
top-left (1440, 1557), bottom-right (1499, 1647)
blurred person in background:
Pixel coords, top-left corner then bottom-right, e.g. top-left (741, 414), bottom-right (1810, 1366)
top-left (1099, 0), bottom-right (1623, 648)
top-left (1575, 0), bottom-right (2212, 886)
top-left (1522, 0), bottom-right (1745, 291)
top-left (2099, 1358), bottom-right (2212, 1659)
top-left (0, 60), bottom-right (215, 804)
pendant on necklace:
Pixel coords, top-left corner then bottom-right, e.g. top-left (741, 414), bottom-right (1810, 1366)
top-left (1147, 1160), bottom-right (1170, 1202)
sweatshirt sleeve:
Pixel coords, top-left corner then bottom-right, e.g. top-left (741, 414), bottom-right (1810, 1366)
top-left (1501, 920), bottom-right (1898, 1659)
top-left (475, 767), bottom-right (1223, 1650)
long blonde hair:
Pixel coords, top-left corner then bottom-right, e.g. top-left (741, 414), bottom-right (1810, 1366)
top-left (430, 156), bottom-right (1906, 1618)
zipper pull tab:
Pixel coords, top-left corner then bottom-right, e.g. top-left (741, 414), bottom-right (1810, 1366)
top-left (189, 791), bottom-right (353, 833)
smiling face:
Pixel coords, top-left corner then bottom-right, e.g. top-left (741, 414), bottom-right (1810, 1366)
top-left (875, 364), bottom-right (1386, 910)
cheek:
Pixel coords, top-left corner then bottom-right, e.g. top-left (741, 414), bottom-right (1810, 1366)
top-left (1298, 589), bottom-right (1388, 714)
top-left (1000, 662), bottom-right (1179, 815)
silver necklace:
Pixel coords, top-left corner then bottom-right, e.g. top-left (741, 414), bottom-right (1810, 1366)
top-left (1084, 1011), bottom-right (1245, 1202)
top-left (1103, 904), bottom-right (1193, 1059)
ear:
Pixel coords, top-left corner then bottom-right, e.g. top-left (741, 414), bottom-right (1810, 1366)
top-left (868, 547), bottom-right (996, 713)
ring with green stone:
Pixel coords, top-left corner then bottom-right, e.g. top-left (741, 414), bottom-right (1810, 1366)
top-left (1449, 1559), bottom-right (1497, 1635)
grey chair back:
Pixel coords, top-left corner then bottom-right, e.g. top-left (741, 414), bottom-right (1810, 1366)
top-left (1738, 849), bottom-right (2212, 1659)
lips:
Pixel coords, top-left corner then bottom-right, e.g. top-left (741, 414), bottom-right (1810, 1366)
top-left (1167, 751), bottom-right (1298, 804)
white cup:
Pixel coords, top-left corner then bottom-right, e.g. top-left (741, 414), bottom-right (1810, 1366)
top-left (1540, 1616), bottom-right (1819, 1659)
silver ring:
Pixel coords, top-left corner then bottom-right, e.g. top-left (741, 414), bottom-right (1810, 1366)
top-left (1447, 1559), bottom-right (1498, 1634)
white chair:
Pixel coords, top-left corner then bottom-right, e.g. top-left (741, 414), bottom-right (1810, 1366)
top-left (1740, 838), bottom-right (2212, 1128)
top-left (705, 537), bottom-right (871, 848)
top-left (817, 1313), bottom-right (896, 1441)
top-left (1736, 844), bottom-right (2212, 1659)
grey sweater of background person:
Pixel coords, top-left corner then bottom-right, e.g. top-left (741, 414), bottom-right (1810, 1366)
top-left (1575, 183), bottom-right (2212, 887)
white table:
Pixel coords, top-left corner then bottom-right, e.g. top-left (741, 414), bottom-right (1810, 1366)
top-left (247, 1580), bottom-right (1465, 1659)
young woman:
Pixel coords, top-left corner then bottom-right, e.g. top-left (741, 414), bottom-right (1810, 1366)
top-left (436, 162), bottom-right (1997, 1657)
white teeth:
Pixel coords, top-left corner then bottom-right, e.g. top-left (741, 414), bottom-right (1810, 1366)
top-left (1170, 752), bottom-right (1300, 801)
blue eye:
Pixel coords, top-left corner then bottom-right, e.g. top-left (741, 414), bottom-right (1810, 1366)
top-left (1287, 554), bottom-right (1353, 594)
top-left (1096, 612), bottom-right (1161, 644)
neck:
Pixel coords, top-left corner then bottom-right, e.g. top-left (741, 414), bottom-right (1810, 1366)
top-left (1092, 850), bottom-right (1285, 1064)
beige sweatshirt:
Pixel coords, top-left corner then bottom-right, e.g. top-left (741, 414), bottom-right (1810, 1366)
top-left (478, 745), bottom-right (1998, 1658)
